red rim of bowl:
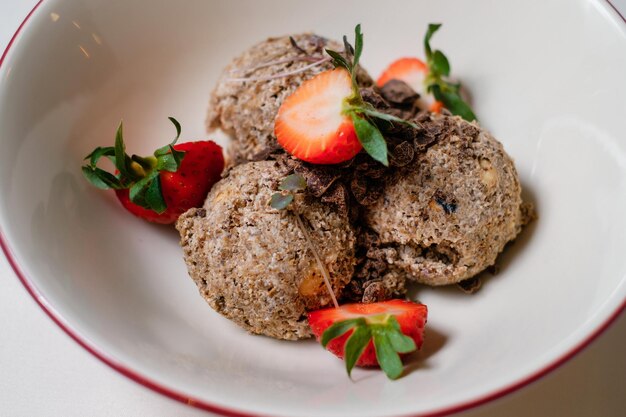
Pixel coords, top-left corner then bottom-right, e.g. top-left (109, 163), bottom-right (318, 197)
top-left (1, 1), bottom-right (625, 416)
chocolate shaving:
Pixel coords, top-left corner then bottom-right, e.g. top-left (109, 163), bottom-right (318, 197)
top-left (379, 80), bottom-right (419, 107)
top-left (320, 183), bottom-right (350, 215)
top-left (457, 277), bottom-right (482, 294)
top-left (389, 141), bottom-right (415, 167)
top-left (360, 88), bottom-right (389, 110)
top-left (281, 158), bottom-right (340, 197)
top-left (289, 36), bottom-right (308, 55)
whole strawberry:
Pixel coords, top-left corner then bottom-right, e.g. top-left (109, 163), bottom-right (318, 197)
top-left (82, 118), bottom-right (224, 224)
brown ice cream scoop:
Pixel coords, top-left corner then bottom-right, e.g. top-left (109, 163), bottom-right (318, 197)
top-left (364, 115), bottom-right (533, 286)
top-left (176, 161), bottom-right (356, 340)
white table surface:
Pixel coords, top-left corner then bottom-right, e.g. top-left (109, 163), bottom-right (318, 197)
top-left (1, 1), bottom-right (625, 416)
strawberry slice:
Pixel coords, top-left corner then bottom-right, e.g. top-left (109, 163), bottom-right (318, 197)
top-left (376, 57), bottom-right (443, 113)
top-left (308, 299), bottom-right (427, 379)
top-left (275, 68), bottom-right (362, 164)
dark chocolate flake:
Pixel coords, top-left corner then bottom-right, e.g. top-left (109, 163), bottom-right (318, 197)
top-left (389, 141), bottom-right (415, 167)
top-left (457, 277), bottom-right (482, 294)
top-left (379, 80), bottom-right (419, 107)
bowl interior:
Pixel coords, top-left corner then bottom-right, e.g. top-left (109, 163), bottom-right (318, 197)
top-left (1, 0), bottom-right (625, 416)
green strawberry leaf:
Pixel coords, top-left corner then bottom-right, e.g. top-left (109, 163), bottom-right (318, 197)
top-left (129, 171), bottom-right (167, 213)
top-left (430, 84), bottom-right (477, 121)
top-left (373, 328), bottom-right (404, 380)
top-left (85, 146), bottom-right (115, 168)
top-left (325, 49), bottom-right (351, 72)
top-left (342, 35), bottom-right (354, 60)
top-left (155, 117), bottom-right (183, 157)
top-left (168, 117), bottom-right (182, 142)
top-left (270, 193), bottom-right (294, 210)
top-left (114, 122), bottom-right (134, 180)
top-left (386, 316), bottom-right (417, 353)
top-left (344, 323), bottom-right (371, 377)
top-left (351, 114), bottom-right (389, 166)
top-left (431, 50), bottom-right (450, 77)
top-left (321, 318), bottom-right (362, 347)
top-left (351, 105), bottom-right (420, 129)
top-left (81, 166), bottom-right (123, 190)
top-left (352, 24), bottom-right (363, 69)
top-left (279, 174), bottom-right (307, 192)
top-left (424, 23), bottom-right (442, 60)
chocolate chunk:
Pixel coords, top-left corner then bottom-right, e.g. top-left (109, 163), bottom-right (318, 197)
top-left (360, 87), bottom-right (389, 110)
top-left (282, 158), bottom-right (340, 198)
top-left (379, 80), bottom-right (419, 107)
top-left (457, 277), bottom-right (482, 294)
top-left (390, 141), bottom-right (415, 167)
top-left (321, 183), bottom-right (350, 214)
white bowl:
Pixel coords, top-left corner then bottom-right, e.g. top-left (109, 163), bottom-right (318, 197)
top-left (1, 0), bottom-right (625, 416)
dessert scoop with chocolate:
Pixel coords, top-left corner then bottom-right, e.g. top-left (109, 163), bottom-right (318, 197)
top-left (177, 29), bottom-right (533, 339)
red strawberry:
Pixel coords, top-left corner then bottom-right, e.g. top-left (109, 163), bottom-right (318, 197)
top-left (82, 118), bottom-right (224, 224)
top-left (275, 68), bottom-right (362, 164)
top-left (376, 57), bottom-right (443, 113)
top-left (308, 299), bottom-right (427, 379)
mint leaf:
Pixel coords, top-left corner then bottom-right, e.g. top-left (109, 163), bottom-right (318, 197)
top-left (344, 324), bottom-right (371, 377)
top-left (373, 328), bottom-right (404, 380)
top-left (351, 114), bottom-right (389, 166)
top-left (431, 50), bottom-right (450, 77)
top-left (431, 84), bottom-right (477, 121)
top-left (279, 174), bottom-right (307, 192)
top-left (320, 318), bottom-right (362, 347)
top-left (270, 193), bottom-right (294, 210)
top-left (424, 23), bottom-right (442, 60)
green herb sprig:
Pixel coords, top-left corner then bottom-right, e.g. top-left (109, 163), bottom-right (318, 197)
top-left (269, 174), bottom-right (307, 210)
top-left (327, 25), bottom-right (419, 167)
top-left (423, 24), bottom-right (477, 122)
top-left (322, 314), bottom-right (417, 379)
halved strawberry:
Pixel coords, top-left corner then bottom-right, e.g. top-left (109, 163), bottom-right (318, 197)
top-left (308, 299), bottom-right (427, 379)
top-left (376, 57), bottom-right (443, 113)
top-left (274, 68), bottom-right (362, 164)
top-left (377, 57), bottom-right (428, 90)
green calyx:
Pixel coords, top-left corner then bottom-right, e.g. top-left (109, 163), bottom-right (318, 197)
top-left (81, 117), bottom-right (186, 214)
top-left (321, 313), bottom-right (417, 380)
top-left (326, 25), bottom-right (419, 167)
top-left (270, 174), bottom-right (307, 210)
top-left (423, 23), bottom-right (477, 122)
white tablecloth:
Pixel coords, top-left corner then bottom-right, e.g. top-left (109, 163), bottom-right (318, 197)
top-left (1, 1), bottom-right (625, 416)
